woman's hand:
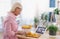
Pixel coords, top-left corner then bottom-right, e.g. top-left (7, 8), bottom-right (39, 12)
top-left (16, 35), bottom-right (30, 39)
top-left (16, 31), bottom-right (30, 39)
top-left (16, 31), bottom-right (26, 35)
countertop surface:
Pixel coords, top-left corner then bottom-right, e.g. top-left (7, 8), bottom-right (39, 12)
top-left (18, 26), bottom-right (60, 39)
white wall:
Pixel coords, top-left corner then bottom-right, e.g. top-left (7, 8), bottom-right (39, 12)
top-left (0, 0), bottom-right (11, 16)
top-left (11, 0), bottom-right (58, 25)
top-left (11, 0), bottom-right (58, 16)
top-left (58, 0), bottom-right (60, 10)
top-left (11, 0), bottom-right (22, 5)
top-left (37, 0), bottom-right (49, 16)
top-left (11, 0), bottom-right (49, 18)
top-left (0, 0), bottom-right (11, 32)
top-left (38, 0), bottom-right (57, 15)
top-left (0, 0), bottom-right (58, 17)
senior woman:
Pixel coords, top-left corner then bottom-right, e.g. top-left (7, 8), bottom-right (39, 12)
top-left (3, 2), bottom-right (26, 39)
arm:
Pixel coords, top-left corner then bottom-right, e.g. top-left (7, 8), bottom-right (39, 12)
top-left (4, 21), bottom-right (15, 37)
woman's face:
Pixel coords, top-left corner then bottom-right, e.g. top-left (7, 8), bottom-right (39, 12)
top-left (14, 7), bottom-right (22, 16)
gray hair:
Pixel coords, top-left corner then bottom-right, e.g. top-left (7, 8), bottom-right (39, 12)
top-left (11, 2), bottom-right (22, 11)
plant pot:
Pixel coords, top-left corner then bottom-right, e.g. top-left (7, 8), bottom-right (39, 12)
top-left (34, 23), bottom-right (37, 28)
top-left (49, 30), bottom-right (57, 36)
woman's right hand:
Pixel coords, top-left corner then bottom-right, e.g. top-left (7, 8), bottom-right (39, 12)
top-left (16, 31), bottom-right (31, 39)
top-left (16, 35), bottom-right (30, 39)
top-left (16, 31), bottom-right (26, 35)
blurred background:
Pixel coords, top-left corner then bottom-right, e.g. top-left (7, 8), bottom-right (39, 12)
top-left (0, 0), bottom-right (60, 39)
top-left (0, 0), bottom-right (60, 33)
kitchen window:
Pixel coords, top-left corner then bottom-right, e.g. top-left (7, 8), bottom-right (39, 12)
top-left (49, 0), bottom-right (55, 8)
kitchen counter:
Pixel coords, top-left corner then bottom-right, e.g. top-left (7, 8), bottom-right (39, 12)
top-left (0, 31), bottom-right (60, 39)
top-left (18, 26), bottom-right (60, 39)
top-left (38, 31), bottom-right (60, 39)
top-left (17, 31), bottom-right (60, 39)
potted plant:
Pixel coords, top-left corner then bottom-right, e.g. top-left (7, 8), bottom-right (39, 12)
top-left (54, 8), bottom-right (60, 15)
top-left (34, 17), bottom-right (39, 28)
top-left (41, 13), bottom-right (48, 21)
top-left (45, 14), bottom-right (48, 21)
top-left (47, 24), bottom-right (58, 36)
top-left (54, 8), bottom-right (60, 25)
top-left (41, 13), bottom-right (44, 20)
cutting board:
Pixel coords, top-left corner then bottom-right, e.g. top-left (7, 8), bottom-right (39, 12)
top-left (16, 35), bottom-right (39, 39)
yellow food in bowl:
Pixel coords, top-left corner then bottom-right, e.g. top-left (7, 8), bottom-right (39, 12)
top-left (26, 32), bottom-right (40, 38)
top-left (32, 33), bottom-right (40, 38)
top-left (22, 25), bottom-right (32, 29)
top-left (26, 32), bottom-right (33, 37)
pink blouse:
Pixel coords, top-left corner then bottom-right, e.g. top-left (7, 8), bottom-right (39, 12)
top-left (3, 12), bottom-right (18, 39)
